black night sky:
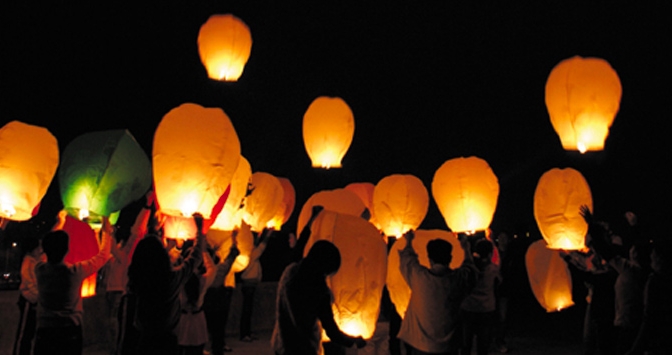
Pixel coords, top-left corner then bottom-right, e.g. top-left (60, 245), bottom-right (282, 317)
top-left (2, 2), bottom-right (671, 237)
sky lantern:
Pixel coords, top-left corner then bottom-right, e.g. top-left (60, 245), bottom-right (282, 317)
top-left (432, 156), bottom-right (499, 234)
top-left (545, 56), bottom-right (622, 153)
top-left (62, 215), bottom-right (100, 298)
top-left (534, 167), bottom-right (592, 250)
top-left (304, 210), bottom-right (387, 339)
top-left (296, 188), bottom-right (366, 237)
top-left (207, 221), bottom-right (255, 277)
top-left (242, 172), bottom-right (284, 232)
top-left (372, 174), bottom-right (428, 238)
top-left (153, 103), bottom-right (240, 221)
top-left (197, 14), bottom-right (252, 82)
top-left (210, 156), bottom-right (252, 231)
top-left (267, 177), bottom-right (295, 230)
top-left (345, 182), bottom-right (378, 228)
top-left (0, 121), bottom-right (59, 221)
top-left (386, 229), bottom-right (463, 318)
top-left (302, 96), bottom-right (355, 169)
top-left (59, 130), bottom-right (151, 224)
top-left (526, 239), bottom-right (574, 312)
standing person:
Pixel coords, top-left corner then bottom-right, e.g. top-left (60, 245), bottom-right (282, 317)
top-left (460, 239), bottom-right (502, 355)
top-left (33, 214), bottom-right (113, 355)
top-left (272, 240), bottom-right (366, 355)
top-left (127, 213), bottom-right (204, 355)
top-left (239, 227), bottom-right (272, 342)
top-left (493, 231), bottom-right (513, 353)
top-left (12, 234), bottom-right (43, 355)
top-left (397, 230), bottom-right (477, 355)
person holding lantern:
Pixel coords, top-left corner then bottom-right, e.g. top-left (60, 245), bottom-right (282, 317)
top-left (239, 227), bottom-right (273, 342)
top-left (33, 213), bottom-right (113, 355)
top-left (397, 230), bottom-right (476, 355)
top-left (12, 233), bottom-right (43, 355)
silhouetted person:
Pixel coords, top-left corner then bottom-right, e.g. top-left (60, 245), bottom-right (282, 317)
top-left (12, 234), bottom-right (43, 355)
top-left (239, 227), bottom-right (272, 342)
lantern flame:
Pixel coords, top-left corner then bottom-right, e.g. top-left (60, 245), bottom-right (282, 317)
top-left (340, 319), bottom-right (366, 338)
top-left (0, 201), bottom-right (16, 218)
top-left (179, 194), bottom-right (199, 217)
top-left (78, 208), bottom-right (89, 221)
top-left (80, 274), bottom-right (96, 298)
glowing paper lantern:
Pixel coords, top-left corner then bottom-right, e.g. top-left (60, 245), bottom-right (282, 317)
top-left (242, 172), bottom-right (284, 232)
top-left (302, 96), bottom-right (355, 169)
top-left (296, 188), bottom-right (366, 237)
top-left (525, 239), bottom-right (574, 312)
top-left (386, 229), bottom-right (464, 317)
top-left (267, 177), bottom-right (295, 230)
top-left (62, 215), bottom-right (100, 298)
top-left (59, 130), bottom-right (151, 223)
top-left (304, 210), bottom-right (387, 339)
top-left (545, 56), bottom-right (622, 153)
top-left (198, 14), bottom-right (252, 82)
top-left (153, 103), bottom-right (240, 219)
top-left (207, 221), bottom-right (255, 276)
top-left (0, 121), bottom-right (59, 221)
top-left (534, 168), bottom-right (592, 250)
top-left (373, 174), bottom-right (428, 238)
top-left (209, 156), bottom-right (252, 231)
top-left (432, 157), bottom-right (499, 233)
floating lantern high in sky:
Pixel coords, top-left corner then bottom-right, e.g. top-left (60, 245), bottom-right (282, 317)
top-left (267, 177), bottom-right (295, 230)
top-left (545, 56), bottom-right (622, 153)
top-left (302, 96), bottom-right (355, 169)
top-left (296, 188), bottom-right (366, 237)
top-left (241, 172), bottom-right (284, 232)
top-left (387, 229), bottom-right (464, 318)
top-left (305, 210), bottom-right (387, 339)
top-left (534, 167), bottom-right (593, 250)
top-left (58, 130), bottom-right (151, 225)
top-left (432, 157), bottom-right (499, 234)
top-left (0, 121), bottom-right (59, 221)
top-left (197, 14), bottom-right (252, 82)
top-left (210, 156), bottom-right (252, 232)
top-left (526, 239), bottom-right (574, 312)
top-left (372, 174), bottom-right (428, 239)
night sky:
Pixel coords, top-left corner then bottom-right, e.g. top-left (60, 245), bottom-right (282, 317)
top-left (3, 2), bottom-right (671, 237)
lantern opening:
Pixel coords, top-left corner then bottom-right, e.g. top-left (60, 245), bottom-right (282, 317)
top-left (340, 319), bottom-right (367, 338)
top-left (0, 201), bottom-right (15, 218)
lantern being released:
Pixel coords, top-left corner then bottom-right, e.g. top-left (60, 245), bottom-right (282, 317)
top-left (372, 174), bottom-right (429, 238)
top-left (545, 56), bottom-right (622, 153)
top-left (0, 121), bottom-right (59, 221)
top-left (59, 130), bottom-right (151, 223)
top-left (62, 215), bottom-right (100, 298)
top-left (432, 157), bottom-right (499, 234)
top-left (303, 96), bottom-right (355, 169)
top-left (526, 239), bottom-right (574, 312)
top-left (304, 210), bottom-right (387, 339)
top-left (153, 103), bottom-right (240, 219)
top-left (296, 188), bottom-right (366, 237)
top-left (210, 156), bottom-right (252, 231)
top-left (241, 172), bottom-right (284, 232)
top-left (386, 229), bottom-right (464, 318)
top-left (534, 168), bottom-right (592, 250)
top-left (267, 177), bottom-right (295, 230)
top-left (198, 14), bottom-right (252, 82)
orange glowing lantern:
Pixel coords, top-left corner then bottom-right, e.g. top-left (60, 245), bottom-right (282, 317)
top-left (432, 157), bottom-right (499, 234)
top-left (534, 168), bottom-right (592, 250)
top-left (210, 156), bottom-right (252, 231)
top-left (545, 56), bottom-right (622, 153)
top-left (373, 174), bottom-right (428, 238)
top-left (242, 172), bottom-right (284, 232)
top-left (267, 177), bottom-right (295, 230)
top-left (296, 188), bottom-right (366, 237)
top-left (304, 210), bottom-right (387, 339)
top-left (386, 229), bottom-right (464, 317)
top-left (0, 121), bottom-right (59, 221)
top-left (62, 215), bottom-right (100, 298)
top-left (207, 222), bottom-right (255, 287)
top-left (153, 103), bottom-right (240, 222)
top-left (526, 239), bottom-right (574, 312)
top-left (302, 96), bottom-right (355, 169)
top-left (197, 14), bottom-right (252, 82)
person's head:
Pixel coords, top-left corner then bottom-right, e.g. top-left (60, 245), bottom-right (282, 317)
top-left (427, 239), bottom-right (453, 266)
top-left (474, 239), bottom-right (494, 268)
top-left (128, 235), bottom-right (172, 292)
top-left (22, 235), bottom-right (42, 257)
top-left (303, 240), bottom-right (341, 277)
top-left (42, 230), bottom-right (69, 264)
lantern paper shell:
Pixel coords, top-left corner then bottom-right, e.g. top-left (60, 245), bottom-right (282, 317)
top-left (0, 121), bottom-right (59, 221)
top-left (525, 239), bottom-right (574, 312)
top-left (207, 222), bottom-right (254, 287)
top-left (303, 96), bottom-right (355, 169)
top-left (545, 56), bottom-right (622, 153)
top-left (59, 130), bottom-right (151, 221)
top-left (296, 188), bottom-right (366, 237)
top-left (62, 215), bottom-right (100, 298)
top-left (386, 229), bottom-right (464, 318)
top-left (373, 174), bottom-right (428, 238)
top-left (534, 168), bottom-right (592, 250)
top-left (163, 215), bottom-right (197, 240)
top-left (198, 14), bottom-right (252, 82)
top-left (267, 177), bottom-right (295, 230)
top-left (304, 210), bottom-right (387, 339)
top-left (432, 157), bottom-right (499, 233)
top-left (210, 156), bottom-right (252, 231)
top-left (153, 103), bottom-right (240, 219)
top-left (240, 172), bottom-right (284, 232)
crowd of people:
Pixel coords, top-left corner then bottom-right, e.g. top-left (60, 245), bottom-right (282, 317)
top-left (6, 194), bottom-right (672, 355)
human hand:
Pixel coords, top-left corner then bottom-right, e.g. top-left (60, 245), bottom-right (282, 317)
top-left (625, 211), bottom-right (637, 226)
top-left (145, 190), bottom-right (156, 209)
top-left (192, 213), bottom-right (204, 234)
top-left (231, 229), bottom-right (239, 245)
top-left (353, 336), bottom-right (366, 349)
top-left (403, 229), bottom-right (415, 242)
top-left (101, 216), bottom-right (114, 236)
top-left (579, 205), bottom-right (593, 225)
top-left (288, 233), bottom-right (297, 248)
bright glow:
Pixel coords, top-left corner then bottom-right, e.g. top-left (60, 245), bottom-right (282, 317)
top-left (80, 274), bottom-right (96, 298)
top-left (179, 194), bottom-right (199, 217)
top-left (340, 319), bottom-right (366, 337)
top-left (548, 236), bottom-right (577, 250)
top-left (313, 150), bottom-right (341, 169)
top-left (577, 142), bottom-right (587, 154)
top-left (78, 208), bottom-right (89, 220)
top-left (0, 201), bottom-right (15, 218)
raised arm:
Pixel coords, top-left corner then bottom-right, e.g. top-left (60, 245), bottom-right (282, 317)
top-left (76, 216), bottom-right (113, 277)
top-left (291, 205), bottom-right (324, 262)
